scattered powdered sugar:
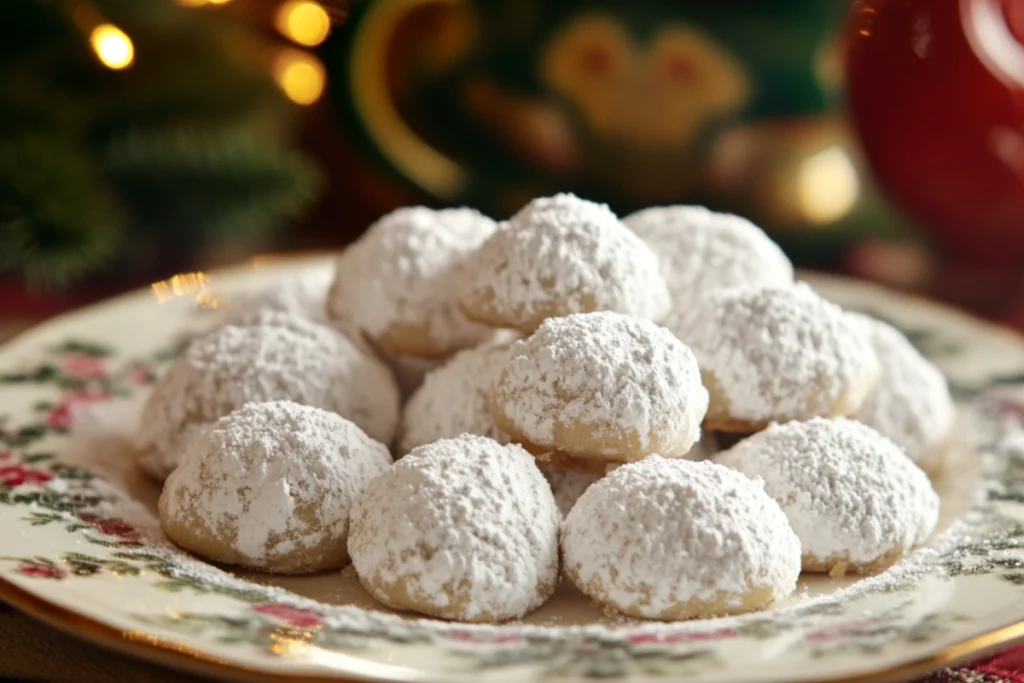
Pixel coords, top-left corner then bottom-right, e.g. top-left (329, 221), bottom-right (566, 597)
top-left (459, 194), bottom-right (671, 331)
top-left (224, 270), bottom-right (332, 326)
top-left (492, 312), bottom-right (707, 459)
top-left (347, 434), bottom-right (560, 622)
top-left (326, 206), bottom-right (497, 354)
top-left (398, 341), bottom-right (515, 455)
top-left (161, 401), bottom-right (391, 572)
top-left (850, 313), bottom-right (955, 467)
top-left (562, 456), bottom-right (801, 619)
top-left (715, 418), bottom-right (940, 568)
top-left (135, 315), bottom-right (399, 479)
top-left (623, 206), bottom-right (793, 341)
top-left (684, 283), bottom-right (880, 424)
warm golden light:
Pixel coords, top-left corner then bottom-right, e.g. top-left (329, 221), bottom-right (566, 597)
top-left (797, 146), bottom-right (860, 225)
top-left (175, 0), bottom-right (231, 5)
top-left (274, 51), bottom-right (326, 105)
top-left (90, 24), bottom-right (134, 70)
top-left (150, 272), bottom-right (211, 303)
top-left (275, 0), bottom-right (331, 47)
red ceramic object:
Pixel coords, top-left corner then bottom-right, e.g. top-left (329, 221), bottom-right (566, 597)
top-left (846, 0), bottom-right (1024, 266)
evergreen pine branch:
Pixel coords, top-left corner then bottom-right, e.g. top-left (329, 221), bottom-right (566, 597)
top-left (0, 0), bottom-right (322, 289)
top-left (0, 134), bottom-right (120, 288)
top-left (103, 124), bottom-right (321, 241)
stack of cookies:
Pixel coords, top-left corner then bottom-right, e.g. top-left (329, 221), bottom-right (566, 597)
top-left (142, 193), bottom-right (953, 624)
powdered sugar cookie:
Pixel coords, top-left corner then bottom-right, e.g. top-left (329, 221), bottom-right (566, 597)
top-left (160, 401), bottom-right (391, 574)
top-left (850, 313), bottom-right (955, 472)
top-left (326, 206), bottom-right (498, 358)
top-left (684, 283), bottom-right (879, 432)
top-left (562, 456), bottom-right (801, 620)
top-left (623, 206), bottom-right (793, 341)
top-left (715, 418), bottom-right (940, 573)
top-left (459, 194), bottom-right (671, 333)
top-left (224, 270), bottom-right (332, 326)
top-left (135, 316), bottom-right (399, 480)
top-left (398, 340), bottom-right (515, 455)
top-left (348, 435), bottom-right (560, 622)
top-left (490, 312), bottom-right (708, 472)
top-left (543, 432), bottom-right (717, 515)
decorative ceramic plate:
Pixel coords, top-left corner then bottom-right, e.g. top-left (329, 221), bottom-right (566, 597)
top-left (5, 255), bottom-right (1024, 683)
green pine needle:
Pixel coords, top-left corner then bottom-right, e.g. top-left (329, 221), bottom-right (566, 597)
top-left (0, 134), bottom-right (119, 288)
top-left (104, 124), bottom-right (321, 241)
top-left (0, 0), bottom-right (321, 290)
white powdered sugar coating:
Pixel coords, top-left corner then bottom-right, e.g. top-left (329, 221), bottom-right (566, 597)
top-left (160, 401), bottom-right (391, 572)
top-left (542, 433), bottom-right (717, 516)
top-left (225, 270), bottom-right (332, 326)
top-left (459, 194), bottom-right (671, 329)
top-left (562, 456), bottom-right (801, 619)
top-left (715, 418), bottom-right (940, 568)
top-left (136, 316), bottom-right (399, 479)
top-left (684, 283), bottom-right (880, 424)
top-left (399, 341), bottom-right (514, 454)
top-left (850, 313), bottom-right (955, 467)
top-left (623, 206), bottom-right (793, 340)
top-left (326, 206), bottom-right (497, 354)
top-left (492, 312), bottom-right (708, 459)
top-left (348, 434), bottom-right (560, 622)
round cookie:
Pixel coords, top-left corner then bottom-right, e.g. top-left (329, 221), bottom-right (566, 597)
top-left (459, 193), bottom-right (671, 333)
top-left (326, 206), bottom-right (498, 358)
top-left (348, 435), bottom-right (560, 622)
top-left (135, 316), bottom-right (399, 480)
top-left (623, 205), bottom-right (793, 341)
top-left (683, 283), bottom-right (880, 432)
top-left (398, 341), bottom-right (515, 455)
top-left (225, 270), bottom-right (332, 326)
top-left (715, 418), bottom-right (940, 574)
top-left (562, 456), bottom-right (801, 620)
top-left (849, 313), bottom-right (955, 472)
top-left (489, 312), bottom-right (708, 472)
top-left (160, 401), bottom-right (391, 574)
top-left (543, 431), bottom-right (719, 516)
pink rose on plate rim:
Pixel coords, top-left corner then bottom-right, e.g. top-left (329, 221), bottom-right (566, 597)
top-left (0, 465), bottom-right (52, 488)
top-left (45, 391), bottom-right (110, 430)
top-left (60, 352), bottom-right (107, 380)
top-left (627, 628), bottom-right (738, 646)
top-left (806, 620), bottom-right (870, 643)
top-left (78, 513), bottom-right (139, 541)
top-left (16, 563), bottom-right (67, 580)
top-left (252, 604), bottom-right (323, 629)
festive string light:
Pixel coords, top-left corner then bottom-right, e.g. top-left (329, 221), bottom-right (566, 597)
top-left (275, 0), bottom-right (331, 47)
top-left (797, 146), bottom-right (860, 225)
top-left (90, 23), bottom-right (134, 70)
top-left (274, 50), bottom-right (326, 105)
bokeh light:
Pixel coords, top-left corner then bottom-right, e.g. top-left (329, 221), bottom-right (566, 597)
top-left (797, 146), bottom-right (860, 224)
top-left (275, 0), bottom-right (331, 47)
top-left (90, 24), bottom-right (134, 70)
top-left (274, 50), bottom-right (326, 105)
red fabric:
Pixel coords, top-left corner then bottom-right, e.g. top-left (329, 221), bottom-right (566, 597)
top-left (974, 647), bottom-right (1024, 681)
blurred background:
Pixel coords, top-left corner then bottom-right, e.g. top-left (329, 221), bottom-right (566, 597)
top-left (2, 0), bottom-right (1024, 330)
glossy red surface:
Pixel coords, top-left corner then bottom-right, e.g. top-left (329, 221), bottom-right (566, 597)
top-left (847, 0), bottom-right (1024, 265)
